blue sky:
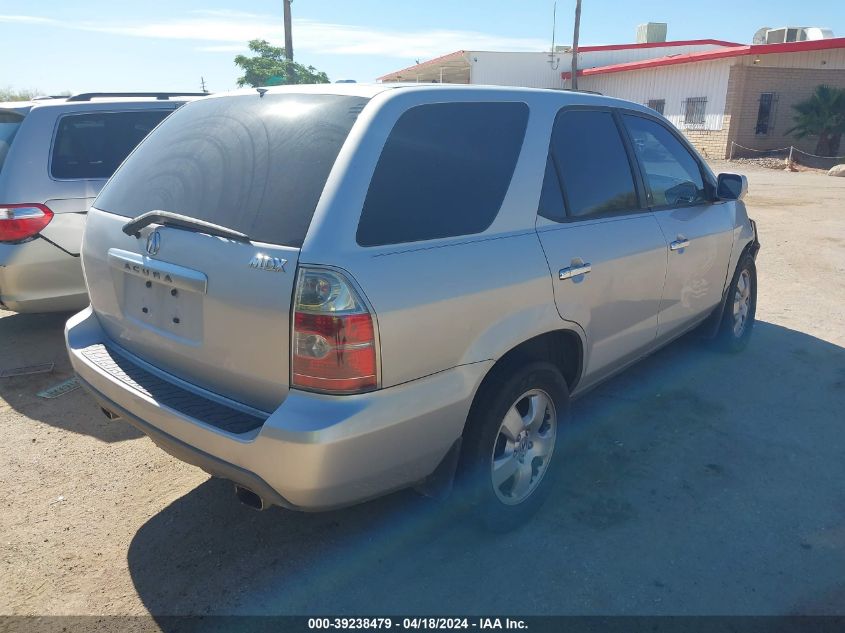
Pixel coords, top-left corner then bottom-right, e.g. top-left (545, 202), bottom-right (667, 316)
top-left (1, 0), bottom-right (842, 93)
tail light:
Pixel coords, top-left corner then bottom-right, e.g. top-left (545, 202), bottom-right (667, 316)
top-left (0, 204), bottom-right (54, 243)
top-left (291, 267), bottom-right (379, 394)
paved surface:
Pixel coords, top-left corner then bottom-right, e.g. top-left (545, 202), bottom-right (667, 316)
top-left (1, 162), bottom-right (844, 618)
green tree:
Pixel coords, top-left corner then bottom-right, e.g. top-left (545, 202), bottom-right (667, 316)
top-left (1, 87), bottom-right (40, 102)
top-left (234, 39), bottom-right (329, 87)
top-left (786, 84), bottom-right (845, 157)
top-left (1, 88), bottom-right (71, 102)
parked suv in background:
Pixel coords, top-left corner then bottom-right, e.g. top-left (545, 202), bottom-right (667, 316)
top-left (0, 92), bottom-right (205, 313)
top-left (66, 85), bottom-right (759, 530)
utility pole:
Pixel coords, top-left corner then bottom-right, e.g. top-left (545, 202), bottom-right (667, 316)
top-left (283, 0), bottom-right (294, 61)
top-left (283, 0), bottom-right (294, 84)
top-left (570, 0), bottom-right (581, 90)
top-left (200, 76), bottom-right (208, 93)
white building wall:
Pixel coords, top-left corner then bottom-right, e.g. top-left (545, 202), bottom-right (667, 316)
top-left (470, 52), bottom-right (568, 89)
top-left (577, 43), bottom-right (730, 69)
top-left (579, 59), bottom-right (733, 131)
top-left (466, 44), bottom-right (732, 90)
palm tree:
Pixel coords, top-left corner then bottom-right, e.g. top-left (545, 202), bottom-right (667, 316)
top-left (786, 85), bottom-right (845, 157)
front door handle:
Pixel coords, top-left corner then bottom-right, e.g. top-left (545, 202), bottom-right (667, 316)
top-left (670, 238), bottom-right (690, 251)
top-left (559, 263), bottom-right (592, 280)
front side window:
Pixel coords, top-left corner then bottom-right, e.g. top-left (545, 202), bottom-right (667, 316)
top-left (623, 114), bottom-right (708, 207)
top-left (356, 101), bottom-right (528, 247)
top-left (547, 109), bottom-right (638, 219)
top-left (51, 110), bottom-right (170, 180)
top-left (538, 155), bottom-right (566, 222)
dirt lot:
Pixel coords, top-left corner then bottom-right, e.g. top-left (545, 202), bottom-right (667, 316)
top-left (1, 162), bottom-right (844, 619)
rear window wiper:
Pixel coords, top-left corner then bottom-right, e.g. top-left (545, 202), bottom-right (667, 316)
top-left (122, 210), bottom-right (251, 242)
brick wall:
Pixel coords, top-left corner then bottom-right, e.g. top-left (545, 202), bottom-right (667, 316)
top-left (681, 125), bottom-right (731, 160)
top-left (726, 66), bottom-right (845, 157)
top-left (677, 65), bottom-right (744, 159)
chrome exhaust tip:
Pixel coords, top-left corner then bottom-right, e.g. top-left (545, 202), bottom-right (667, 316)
top-left (234, 485), bottom-right (266, 510)
top-left (100, 407), bottom-right (121, 421)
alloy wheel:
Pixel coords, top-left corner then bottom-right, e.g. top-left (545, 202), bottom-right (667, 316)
top-left (490, 389), bottom-right (557, 505)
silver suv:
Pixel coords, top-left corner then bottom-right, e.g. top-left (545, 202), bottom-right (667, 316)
top-left (0, 92), bottom-right (204, 313)
top-left (66, 85), bottom-right (759, 530)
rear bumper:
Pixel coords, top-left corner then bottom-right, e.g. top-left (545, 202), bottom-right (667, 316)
top-left (66, 307), bottom-right (490, 510)
top-left (0, 237), bottom-right (87, 313)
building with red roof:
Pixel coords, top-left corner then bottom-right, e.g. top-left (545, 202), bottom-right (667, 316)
top-left (378, 28), bottom-right (845, 159)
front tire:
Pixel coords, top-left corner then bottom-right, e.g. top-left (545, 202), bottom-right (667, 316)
top-left (715, 253), bottom-right (757, 352)
top-left (459, 362), bottom-right (570, 532)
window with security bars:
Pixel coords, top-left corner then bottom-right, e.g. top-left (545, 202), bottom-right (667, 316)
top-left (755, 92), bottom-right (778, 135)
top-left (682, 97), bottom-right (707, 126)
top-left (646, 99), bottom-right (665, 115)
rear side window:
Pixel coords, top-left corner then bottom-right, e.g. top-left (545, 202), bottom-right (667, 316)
top-left (622, 114), bottom-right (708, 207)
top-left (550, 109), bottom-right (638, 219)
top-left (0, 111), bottom-right (24, 174)
top-left (95, 94), bottom-right (366, 248)
top-left (51, 110), bottom-right (170, 180)
top-left (356, 102), bottom-right (528, 247)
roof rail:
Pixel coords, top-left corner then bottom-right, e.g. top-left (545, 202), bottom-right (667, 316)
top-left (31, 95), bottom-right (71, 101)
top-left (560, 88), bottom-right (603, 95)
top-left (65, 92), bottom-right (209, 102)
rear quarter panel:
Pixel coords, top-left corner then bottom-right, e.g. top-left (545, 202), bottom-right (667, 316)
top-left (302, 88), bottom-right (584, 388)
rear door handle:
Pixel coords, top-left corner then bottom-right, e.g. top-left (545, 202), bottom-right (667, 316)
top-left (670, 238), bottom-right (690, 251)
top-left (559, 263), bottom-right (592, 280)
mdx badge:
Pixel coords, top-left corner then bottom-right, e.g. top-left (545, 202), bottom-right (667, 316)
top-left (249, 253), bottom-right (287, 273)
top-left (146, 230), bottom-right (161, 256)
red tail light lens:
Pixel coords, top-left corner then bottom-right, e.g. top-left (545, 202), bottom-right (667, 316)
top-left (0, 204), bottom-right (54, 243)
top-left (292, 268), bottom-right (379, 394)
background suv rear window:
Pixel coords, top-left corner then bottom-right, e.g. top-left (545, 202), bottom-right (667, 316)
top-left (0, 111), bottom-right (24, 174)
top-left (94, 94), bottom-right (367, 248)
top-left (356, 101), bottom-right (529, 247)
top-left (51, 110), bottom-right (170, 180)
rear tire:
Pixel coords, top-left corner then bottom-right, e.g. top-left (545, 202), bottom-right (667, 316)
top-left (714, 253), bottom-right (757, 352)
top-left (458, 362), bottom-right (570, 532)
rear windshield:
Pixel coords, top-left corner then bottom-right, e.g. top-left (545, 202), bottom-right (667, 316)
top-left (95, 94), bottom-right (368, 247)
top-left (51, 110), bottom-right (171, 180)
top-left (0, 111), bottom-right (24, 174)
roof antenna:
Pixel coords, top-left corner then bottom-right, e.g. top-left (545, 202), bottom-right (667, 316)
top-left (548, 2), bottom-right (560, 70)
top-left (256, 87), bottom-right (269, 98)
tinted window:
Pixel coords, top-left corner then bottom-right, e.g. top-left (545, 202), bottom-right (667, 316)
top-left (0, 111), bottom-right (24, 174)
top-left (95, 94), bottom-right (367, 247)
top-left (51, 110), bottom-right (170, 180)
top-left (356, 102), bottom-right (528, 246)
top-left (755, 92), bottom-right (775, 135)
top-left (551, 110), bottom-right (638, 218)
top-left (623, 114), bottom-right (708, 207)
top-left (538, 155), bottom-right (566, 222)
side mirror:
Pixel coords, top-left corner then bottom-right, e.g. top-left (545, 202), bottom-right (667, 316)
top-left (717, 173), bottom-right (748, 201)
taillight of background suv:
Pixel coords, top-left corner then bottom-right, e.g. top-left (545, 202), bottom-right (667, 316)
top-left (0, 204), bottom-right (54, 243)
top-left (291, 267), bottom-right (379, 394)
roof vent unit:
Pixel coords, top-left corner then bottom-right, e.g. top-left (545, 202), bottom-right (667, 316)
top-left (636, 22), bottom-right (667, 44)
top-left (756, 26), bottom-right (834, 44)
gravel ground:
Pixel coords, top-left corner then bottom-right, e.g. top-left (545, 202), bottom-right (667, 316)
top-left (1, 161), bottom-right (844, 620)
